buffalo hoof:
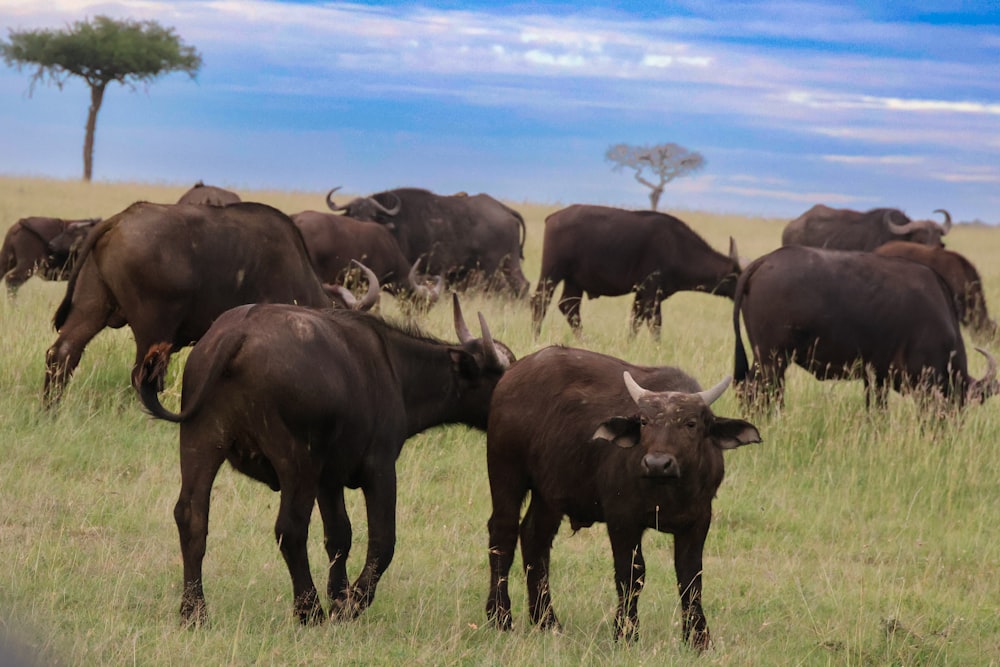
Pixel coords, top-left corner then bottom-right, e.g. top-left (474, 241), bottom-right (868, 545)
top-left (329, 593), bottom-right (365, 622)
top-left (614, 618), bottom-right (639, 643)
top-left (536, 609), bottom-right (563, 634)
top-left (179, 599), bottom-right (208, 629)
top-left (486, 605), bottom-right (513, 631)
top-left (294, 592), bottom-right (325, 625)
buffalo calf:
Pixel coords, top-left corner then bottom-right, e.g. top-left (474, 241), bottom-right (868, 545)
top-left (485, 346), bottom-right (761, 648)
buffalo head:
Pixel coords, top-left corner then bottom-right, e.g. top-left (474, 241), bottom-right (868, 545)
top-left (886, 209), bottom-right (952, 247)
top-left (326, 187), bottom-right (401, 225)
top-left (591, 373), bottom-right (760, 479)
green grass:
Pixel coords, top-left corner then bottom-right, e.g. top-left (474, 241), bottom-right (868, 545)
top-left (2, 176), bottom-right (999, 665)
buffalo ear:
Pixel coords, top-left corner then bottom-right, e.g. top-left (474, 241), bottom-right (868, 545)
top-left (449, 348), bottom-right (482, 380)
top-left (711, 417), bottom-right (762, 450)
top-left (591, 416), bottom-right (641, 448)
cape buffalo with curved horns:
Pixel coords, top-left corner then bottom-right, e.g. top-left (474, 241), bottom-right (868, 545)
top-left (781, 204), bottom-right (952, 251)
top-left (44, 201), bottom-right (376, 406)
top-left (326, 187), bottom-right (529, 296)
top-left (733, 245), bottom-right (997, 410)
top-left (135, 295), bottom-right (513, 626)
top-left (1, 216), bottom-right (99, 296)
top-left (291, 210), bottom-right (443, 309)
top-left (485, 346), bottom-right (761, 648)
top-left (874, 241), bottom-right (997, 341)
top-left (531, 205), bottom-right (742, 337)
top-left (176, 181), bottom-right (242, 206)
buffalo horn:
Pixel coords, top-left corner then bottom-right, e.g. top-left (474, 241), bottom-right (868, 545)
top-left (478, 312), bottom-right (509, 369)
top-left (351, 260), bottom-right (380, 311)
top-left (325, 186), bottom-right (350, 212)
top-left (453, 293), bottom-right (474, 344)
top-left (886, 210), bottom-right (922, 235)
top-left (933, 209), bottom-right (953, 234)
top-left (370, 193), bottom-right (401, 216)
top-left (408, 258), bottom-right (443, 304)
top-left (623, 371), bottom-right (652, 404)
top-left (971, 347), bottom-right (998, 398)
top-left (695, 375), bottom-right (732, 406)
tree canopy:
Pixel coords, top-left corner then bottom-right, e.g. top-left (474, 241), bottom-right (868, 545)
top-left (1, 15), bottom-right (202, 181)
top-left (606, 142), bottom-right (706, 211)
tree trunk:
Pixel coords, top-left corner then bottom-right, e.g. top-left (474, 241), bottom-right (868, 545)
top-left (83, 81), bottom-right (106, 182)
top-left (648, 186), bottom-right (663, 211)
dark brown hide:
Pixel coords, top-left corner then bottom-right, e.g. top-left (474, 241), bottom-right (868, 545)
top-left (485, 346), bottom-right (760, 648)
top-left (135, 297), bottom-right (512, 626)
top-left (176, 181), bottom-right (241, 206)
top-left (781, 204), bottom-right (951, 251)
top-left (1, 217), bottom-right (98, 296)
top-left (530, 205), bottom-right (741, 337)
top-left (291, 210), bottom-right (440, 306)
top-left (874, 241), bottom-right (997, 340)
top-left (327, 187), bottom-right (529, 296)
top-left (732, 245), bottom-right (996, 409)
top-left (44, 201), bottom-right (339, 405)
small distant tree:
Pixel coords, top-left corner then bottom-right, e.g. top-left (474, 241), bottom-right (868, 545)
top-left (1, 15), bottom-right (202, 181)
top-left (606, 142), bottom-right (706, 211)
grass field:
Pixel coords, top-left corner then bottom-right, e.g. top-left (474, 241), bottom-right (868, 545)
top-left (1, 177), bottom-right (999, 666)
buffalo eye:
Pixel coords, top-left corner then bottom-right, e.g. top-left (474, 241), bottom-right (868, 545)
top-left (640, 417), bottom-right (648, 426)
top-left (685, 418), bottom-right (698, 429)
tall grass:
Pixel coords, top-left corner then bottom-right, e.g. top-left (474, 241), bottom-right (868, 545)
top-left (1, 177), bottom-right (998, 665)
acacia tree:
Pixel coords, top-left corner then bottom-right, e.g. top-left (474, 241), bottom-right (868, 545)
top-left (1, 15), bottom-right (202, 181)
top-left (606, 142), bottom-right (706, 210)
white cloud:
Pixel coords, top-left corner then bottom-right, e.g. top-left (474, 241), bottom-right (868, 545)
top-left (822, 155), bottom-right (925, 166)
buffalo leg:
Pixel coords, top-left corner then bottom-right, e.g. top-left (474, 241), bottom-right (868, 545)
top-left (273, 471), bottom-right (323, 624)
top-left (674, 520), bottom-right (712, 650)
top-left (519, 495), bottom-right (563, 631)
top-left (43, 262), bottom-right (115, 405)
top-left (557, 283), bottom-right (584, 337)
top-left (44, 313), bottom-right (111, 406)
top-left (316, 483), bottom-right (352, 604)
top-left (485, 467), bottom-right (528, 630)
top-left (174, 430), bottom-right (226, 627)
top-left (331, 467), bottom-right (397, 621)
top-left (530, 278), bottom-right (555, 337)
top-left (608, 523), bottom-right (645, 642)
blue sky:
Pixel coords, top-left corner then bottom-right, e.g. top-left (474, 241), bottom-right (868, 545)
top-left (1, 1), bottom-right (998, 221)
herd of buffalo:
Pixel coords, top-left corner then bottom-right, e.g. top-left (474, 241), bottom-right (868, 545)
top-left (2, 181), bottom-right (996, 650)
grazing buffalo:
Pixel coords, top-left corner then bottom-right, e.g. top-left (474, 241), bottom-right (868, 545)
top-left (326, 187), bottom-right (529, 296)
top-left (1, 216), bottom-right (99, 296)
top-left (176, 181), bottom-right (241, 206)
top-left (531, 205), bottom-right (741, 337)
top-left (781, 204), bottom-right (952, 251)
top-left (45, 201), bottom-right (375, 405)
top-left (485, 346), bottom-right (761, 647)
top-left (732, 245), bottom-right (997, 409)
top-left (135, 296), bottom-right (513, 626)
top-left (291, 210), bottom-right (442, 308)
top-left (874, 241), bottom-right (997, 340)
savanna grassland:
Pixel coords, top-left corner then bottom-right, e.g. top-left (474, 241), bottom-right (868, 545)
top-left (1, 177), bottom-right (999, 666)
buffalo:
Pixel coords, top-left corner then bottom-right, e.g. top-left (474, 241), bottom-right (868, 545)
top-left (874, 241), bottom-right (997, 341)
top-left (44, 201), bottom-right (375, 405)
top-left (531, 205), bottom-right (741, 337)
top-left (781, 204), bottom-right (952, 251)
top-left (326, 187), bottom-right (529, 296)
top-left (135, 296), bottom-right (513, 626)
top-left (291, 210), bottom-right (443, 309)
top-left (732, 245), bottom-right (997, 409)
top-left (176, 181), bottom-right (241, 206)
top-left (485, 346), bottom-right (761, 648)
top-left (1, 216), bottom-right (99, 296)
